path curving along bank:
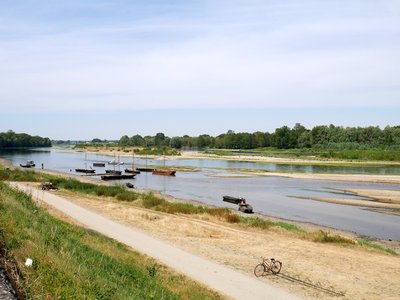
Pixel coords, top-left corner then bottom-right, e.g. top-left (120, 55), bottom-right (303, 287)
top-left (9, 182), bottom-right (301, 300)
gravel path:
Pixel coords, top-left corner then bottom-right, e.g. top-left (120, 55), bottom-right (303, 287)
top-left (10, 182), bottom-right (301, 300)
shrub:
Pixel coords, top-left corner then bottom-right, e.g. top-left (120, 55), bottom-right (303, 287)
top-left (313, 230), bottom-right (355, 244)
top-left (225, 214), bottom-right (240, 223)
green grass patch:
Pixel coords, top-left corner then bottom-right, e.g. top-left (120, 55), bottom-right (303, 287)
top-left (45, 177), bottom-right (140, 202)
top-left (312, 230), bottom-right (356, 244)
top-left (0, 182), bottom-right (222, 299)
top-left (357, 240), bottom-right (398, 256)
top-left (239, 216), bottom-right (274, 229)
top-left (275, 221), bottom-right (305, 233)
top-left (0, 168), bottom-right (45, 182)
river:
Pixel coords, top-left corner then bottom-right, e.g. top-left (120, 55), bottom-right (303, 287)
top-left (1, 148), bottom-right (400, 241)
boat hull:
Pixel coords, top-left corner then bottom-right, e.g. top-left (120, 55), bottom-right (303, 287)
top-left (93, 162), bottom-right (105, 167)
top-left (152, 170), bottom-right (176, 176)
top-left (101, 174), bottom-right (135, 180)
top-left (125, 168), bottom-right (141, 174)
top-left (105, 170), bottom-right (122, 175)
top-left (75, 169), bottom-right (95, 173)
top-left (136, 167), bottom-right (155, 172)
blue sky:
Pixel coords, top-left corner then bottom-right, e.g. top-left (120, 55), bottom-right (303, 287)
top-left (0, 0), bottom-right (399, 140)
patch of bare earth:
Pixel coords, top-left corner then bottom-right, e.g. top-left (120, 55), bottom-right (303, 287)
top-left (37, 187), bottom-right (400, 300)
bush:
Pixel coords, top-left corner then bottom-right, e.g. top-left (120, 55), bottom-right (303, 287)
top-left (225, 214), bottom-right (240, 223)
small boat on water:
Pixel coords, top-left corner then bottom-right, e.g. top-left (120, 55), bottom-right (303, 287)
top-left (125, 168), bottom-right (141, 174)
top-left (223, 195), bottom-right (253, 213)
top-left (152, 169), bottom-right (176, 176)
top-left (93, 162), bottom-right (106, 167)
top-left (75, 168), bottom-right (95, 174)
top-left (20, 160), bottom-right (35, 168)
top-left (136, 167), bottom-right (155, 172)
top-left (105, 170), bottom-right (122, 175)
top-left (101, 174), bottom-right (135, 181)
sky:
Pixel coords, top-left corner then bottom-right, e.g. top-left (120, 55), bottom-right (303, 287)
top-left (0, 0), bottom-right (399, 140)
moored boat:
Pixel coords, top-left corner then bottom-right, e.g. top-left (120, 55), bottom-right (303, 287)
top-left (101, 174), bottom-right (135, 180)
top-left (75, 168), bottom-right (95, 174)
top-left (93, 162), bottom-right (106, 167)
top-left (223, 196), bottom-right (253, 213)
top-left (136, 167), bottom-right (155, 172)
top-left (222, 195), bottom-right (243, 204)
top-left (105, 170), bottom-right (122, 175)
top-left (20, 160), bottom-right (35, 168)
top-left (125, 168), bottom-right (141, 174)
top-left (152, 169), bottom-right (176, 176)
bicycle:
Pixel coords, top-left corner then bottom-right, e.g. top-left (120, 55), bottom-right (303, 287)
top-left (254, 257), bottom-right (282, 277)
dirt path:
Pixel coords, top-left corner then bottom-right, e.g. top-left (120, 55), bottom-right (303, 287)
top-left (10, 182), bottom-right (300, 300)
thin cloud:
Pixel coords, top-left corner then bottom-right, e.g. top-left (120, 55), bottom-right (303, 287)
top-left (0, 1), bottom-right (399, 113)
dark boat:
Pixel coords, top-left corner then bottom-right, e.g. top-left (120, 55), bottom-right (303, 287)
top-left (105, 170), bottom-right (122, 175)
top-left (125, 168), bottom-right (141, 174)
top-left (75, 168), bottom-right (95, 174)
top-left (126, 182), bottom-right (135, 188)
top-left (20, 160), bottom-right (35, 168)
top-left (222, 196), bottom-right (253, 213)
top-left (101, 174), bottom-right (135, 180)
top-left (152, 169), bottom-right (176, 176)
top-left (93, 162), bottom-right (106, 167)
top-left (222, 195), bottom-right (243, 204)
top-left (136, 167), bottom-right (155, 172)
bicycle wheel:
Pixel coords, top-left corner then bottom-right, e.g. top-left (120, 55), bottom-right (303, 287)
top-left (271, 260), bottom-right (282, 274)
top-left (254, 263), bottom-right (266, 277)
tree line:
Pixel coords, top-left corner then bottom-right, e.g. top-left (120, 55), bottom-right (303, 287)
top-left (117, 124), bottom-right (400, 150)
top-left (0, 130), bottom-right (52, 148)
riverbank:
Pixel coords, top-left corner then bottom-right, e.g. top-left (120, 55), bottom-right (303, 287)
top-left (2, 162), bottom-right (400, 299)
top-left (15, 180), bottom-right (400, 300)
top-left (78, 148), bottom-right (400, 183)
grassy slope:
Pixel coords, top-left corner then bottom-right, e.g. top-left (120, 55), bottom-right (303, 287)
top-left (0, 181), bottom-right (222, 299)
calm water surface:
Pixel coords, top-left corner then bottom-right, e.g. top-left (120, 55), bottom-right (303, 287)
top-left (2, 148), bottom-right (400, 240)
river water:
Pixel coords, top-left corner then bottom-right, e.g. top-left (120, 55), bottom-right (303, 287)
top-left (1, 148), bottom-right (400, 241)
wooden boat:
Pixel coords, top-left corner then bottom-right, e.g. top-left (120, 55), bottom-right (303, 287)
top-left (152, 154), bottom-right (176, 176)
top-left (75, 168), bottom-right (95, 174)
top-left (125, 168), bottom-right (141, 174)
top-left (93, 162), bottom-right (105, 167)
top-left (126, 182), bottom-right (135, 188)
top-left (20, 160), bottom-right (35, 168)
top-left (136, 167), bottom-right (155, 172)
top-left (222, 195), bottom-right (243, 204)
top-left (101, 174), bottom-right (135, 181)
top-left (223, 196), bottom-right (253, 213)
top-left (152, 169), bottom-right (176, 176)
top-left (105, 170), bottom-right (122, 175)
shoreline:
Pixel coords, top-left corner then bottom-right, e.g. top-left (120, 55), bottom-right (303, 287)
top-left (2, 158), bottom-right (398, 246)
top-left (15, 181), bottom-right (400, 300)
top-left (78, 148), bottom-right (400, 184)
top-left (2, 156), bottom-right (400, 242)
